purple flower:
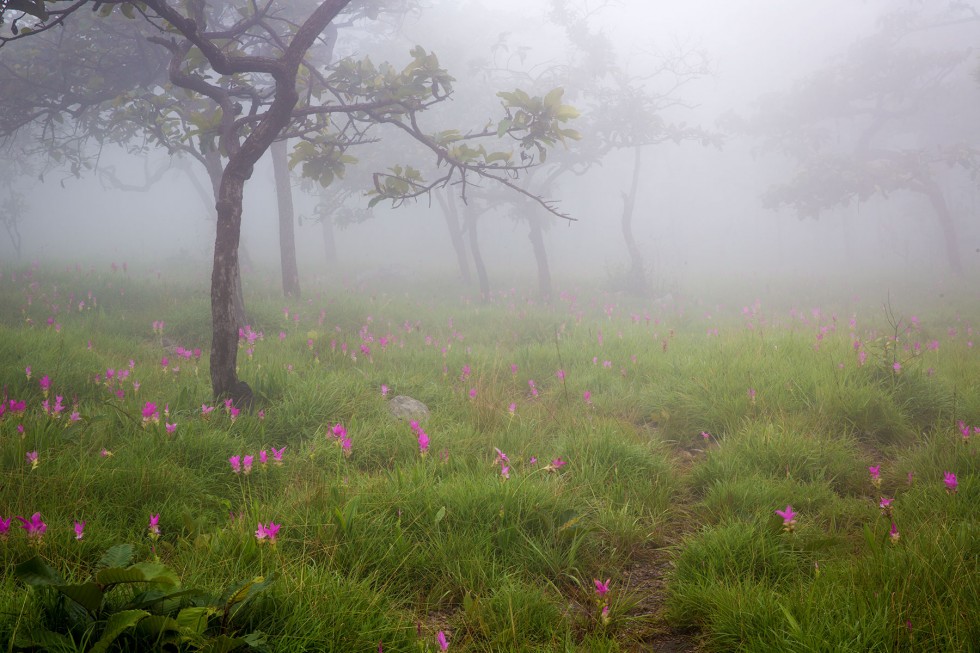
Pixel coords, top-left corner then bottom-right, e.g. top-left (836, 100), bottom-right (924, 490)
top-left (0, 516), bottom-right (11, 539)
top-left (889, 522), bottom-right (900, 544)
top-left (243, 455), bottom-right (254, 475)
top-left (775, 505), bottom-right (796, 531)
top-left (943, 471), bottom-right (958, 493)
top-left (230, 455), bottom-right (242, 474)
top-left (436, 630), bottom-right (449, 651)
top-left (594, 578), bottom-right (610, 596)
top-left (26, 450), bottom-right (39, 469)
top-left (165, 422), bottom-right (177, 434)
top-left (17, 512), bottom-right (47, 539)
top-left (148, 513), bottom-right (160, 538)
top-left (256, 521), bottom-right (281, 544)
top-left (142, 401), bottom-right (159, 423)
top-left (271, 446), bottom-right (286, 465)
top-left (259, 450), bottom-right (268, 465)
top-left (74, 521), bottom-right (86, 540)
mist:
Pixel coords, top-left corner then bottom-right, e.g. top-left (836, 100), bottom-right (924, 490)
top-left (3, 0), bottom-right (979, 296)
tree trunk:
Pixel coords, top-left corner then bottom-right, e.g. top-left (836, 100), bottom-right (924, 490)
top-left (435, 188), bottom-right (472, 285)
top-left (621, 146), bottom-right (649, 292)
top-left (527, 214), bottom-right (552, 302)
top-left (465, 205), bottom-right (490, 300)
top-left (320, 206), bottom-right (338, 273)
top-left (920, 179), bottom-right (963, 276)
top-left (272, 138), bottom-right (301, 297)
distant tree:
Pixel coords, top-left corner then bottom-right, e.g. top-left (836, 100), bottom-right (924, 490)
top-left (732, 3), bottom-right (980, 275)
top-left (1, 0), bottom-right (578, 403)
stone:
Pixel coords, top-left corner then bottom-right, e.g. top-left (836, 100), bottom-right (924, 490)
top-left (388, 395), bottom-right (429, 422)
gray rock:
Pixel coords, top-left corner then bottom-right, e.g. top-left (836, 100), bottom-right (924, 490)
top-left (388, 395), bottom-right (429, 422)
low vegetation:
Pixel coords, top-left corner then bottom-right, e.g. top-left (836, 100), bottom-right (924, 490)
top-left (0, 264), bottom-right (976, 651)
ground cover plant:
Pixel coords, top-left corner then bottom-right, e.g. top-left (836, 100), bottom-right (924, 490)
top-left (0, 263), bottom-right (977, 652)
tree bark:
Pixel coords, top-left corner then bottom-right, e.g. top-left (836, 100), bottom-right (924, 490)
top-left (435, 188), bottom-right (472, 285)
top-left (272, 138), bottom-right (301, 297)
top-left (620, 146), bottom-right (649, 293)
top-left (527, 213), bottom-right (552, 302)
top-left (919, 179), bottom-right (963, 276)
top-left (465, 204), bottom-right (490, 300)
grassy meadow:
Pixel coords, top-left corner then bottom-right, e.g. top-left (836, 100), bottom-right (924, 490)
top-left (0, 263), bottom-right (977, 652)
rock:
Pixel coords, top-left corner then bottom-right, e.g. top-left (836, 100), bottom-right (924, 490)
top-left (388, 395), bottom-right (429, 422)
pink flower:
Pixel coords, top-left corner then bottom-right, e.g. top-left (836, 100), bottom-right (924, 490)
top-left (202, 404), bottom-right (215, 416)
top-left (255, 521), bottom-right (281, 544)
top-left (500, 465), bottom-right (510, 479)
top-left (700, 431), bottom-right (711, 441)
top-left (468, 387), bottom-right (477, 399)
top-left (775, 504), bottom-right (796, 531)
top-left (508, 403), bottom-right (516, 416)
top-left (243, 455), bottom-right (254, 474)
top-left (100, 448), bottom-right (113, 458)
top-left (493, 448), bottom-right (508, 466)
top-left (26, 450), bottom-right (39, 469)
top-left (25, 366), bottom-right (31, 380)
top-left (868, 465), bottom-right (881, 487)
top-left (17, 512), bottom-right (46, 539)
top-left (555, 369), bottom-right (565, 381)
top-left (417, 428), bottom-right (430, 455)
top-left (142, 401), bottom-right (159, 423)
top-left (166, 422), bottom-right (177, 434)
top-left (74, 521), bottom-right (85, 540)
top-left (0, 516), bottom-right (10, 539)
top-left (892, 362), bottom-right (901, 373)
top-left (879, 497), bottom-right (893, 510)
top-left (229, 456), bottom-right (242, 474)
top-left (583, 390), bottom-right (592, 404)
top-left (889, 522), bottom-right (900, 544)
top-left (943, 471), bottom-right (958, 493)
top-left (436, 630), bottom-right (449, 651)
top-left (510, 364), bottom-right (518, 375)
top-left (148, 513), bottom-right (160, 538)
top-left (271, 446), bottom-right (286, 465)
top-left (381, 384), bottom-right (389, 397)
top-left (39, 375), bottom-right (51, 393)
top-left (259, 450), bottom-right (268, 465)
top-left (594, 578), bottom-right (611, 596)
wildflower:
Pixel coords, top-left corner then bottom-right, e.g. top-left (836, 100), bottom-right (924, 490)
top-left (879, 497), bottom-right (893, 516)
top-left (943, 471), bottom-right (958, 494)
top-left (747, 387), bottom-right (756, 404)
top-left (259, 450), bottom-right (268, 465)
top-left (40, 375), bottom-right (51, 396)
top-left (869, 465), bottom-right (882, 488)
top-left (69, 411), bottom-right (81, 423)
top-left (436, 630), bottom-right (449, 651)
top-left (583, 390), bottom-right (592, 404)
top-left (230, 456), bottom-right (242, 474)
top-left (700, 431), bottom-right (711, 442)
top-left (201, 403), bottom-right (215, 416)
top-left (493, 447), bottom-right (508, 466)
top-left (544, 457), bottom-right (567, 473)
top-left (142, 401), bottom-right (159, 424)
top-left (26, 450), bottom-right (39, 470)
top-left (500, 465), bottom-right (510, 480)
top-left (555, 369), bottom-right (565, 381)
top-left (889, 522), bottom-right (900, 544)
top-left (892, 362), bottom-right (901, 373)
top-left (510, 363), bottom-right (518, 375)
top-left (508, 402), bottom-right (516, 416)
top-left (775, 504), bottom-right (797, 532)
top-left (229, 406), bottom-right (240, 423)
top-left (907, 470), bottom-right (914, 486)
top-left (594, 578), bottom-right (611, 596)
top-left (468, 387), bottom-right (477, 399)
top-left (74, 521), bottom-right (85, 540)
top-left (165, 422), bottom-right (177, 435)
top-left (148, 513), bottom-right (160, 539)
top-left (0, 516), bottom-right (10, 539)
top-left (100, 448), bottom-right (113, 458)
top-left (529, 456), bottom-right (538, 465)
top-left (25, 366), bottom-right (31, 380)
top-left (381, 384), bottom-right (389, 397)
top-left (17, 513), bottom-right (46, 540)
top-left (255, 521), bottom-right (281, 545)
top-left (600, 604), bottom-right (611, 626)
top-left (417, 429), bottom-right (430, 455)
top-left (271, 446), bottom-right (286, 465)
top-left (243, 455), bottom-right (254, 474)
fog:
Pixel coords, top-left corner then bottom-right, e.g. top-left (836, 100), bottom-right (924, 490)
top-left (3, 0), bottom-right (979, 296)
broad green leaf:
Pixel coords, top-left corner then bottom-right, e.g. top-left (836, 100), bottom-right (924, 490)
top-left (55, 582), bottom-right (104, 615)
top-left (98, 544), bottom-right (134, 569)
top-left (12, 629), bottom-right (74, 653)
top-left (89, 610), bottom-right (149, 653)
top-left (433, 506), bottom-right (446, 525)
top-left (176, 606), bottom-right (214, 636)
top-left (15, 557), bottom-right (62, 586)
top-left (134, 614), bottom-right (180, 637)
top-left (198, 634), bottom-right (249, 653)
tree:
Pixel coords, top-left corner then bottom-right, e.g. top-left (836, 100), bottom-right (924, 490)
top-left (1, 0), bottom-right (578, 403)
top-left (733, 3), bottom-right (980, 275)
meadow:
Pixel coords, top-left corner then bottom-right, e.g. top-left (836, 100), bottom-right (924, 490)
top-left (0, 263), bottom-right (977, 652)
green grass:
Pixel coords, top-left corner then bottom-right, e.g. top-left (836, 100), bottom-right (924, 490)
top-left (0, 264), bottom-right (977, 651)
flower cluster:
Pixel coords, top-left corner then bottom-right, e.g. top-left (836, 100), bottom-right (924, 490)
top-left (410, 420), bottom-right (429, 456)
top-left (330, 423), bottom-right (352, 456)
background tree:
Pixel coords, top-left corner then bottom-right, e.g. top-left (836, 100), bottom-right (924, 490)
top-left (732, 3), bottom-right (980, 276)
top-left (1, 0), bottom-right (578, 403)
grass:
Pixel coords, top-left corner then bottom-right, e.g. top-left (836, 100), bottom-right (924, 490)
top-left (0, 263), bottom-right (977, 651)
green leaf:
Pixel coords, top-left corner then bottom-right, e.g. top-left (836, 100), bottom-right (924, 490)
top-left (198, 634), bottom-right (249, 653)
top-left (12, 629), bottom-right (74, 653)
top-left (176, 606), bottom-right (214, 636)
top-left (89, 610), bottom-right (149, 653)
top-left (15, 557), bottom-right (62, 586)
top-left (134, 614), bottom-right (180, 637)
top-left (543, 87), bottom-right (564, 110)
top-left (55, 582), bottom-right (104, 615)
top-left (98, 544), bottom-right (134, 569)
top-left (433, 506), bottom-right (446, 525)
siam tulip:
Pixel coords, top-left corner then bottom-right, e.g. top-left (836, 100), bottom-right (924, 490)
top-left (508, 402), bottom-right (516, 417)
top-left (0, 516), bottom-right (10, 540)
top-left (555, 369), bottom-right (566, 381)
top-left (26, 450), bottom-right (39, 470)
top-left (500, 465), bottom-right (510, 480)
top-left (100, 448), bottom-right (113, 458)
top-left (493, 447), bottom-right (509, 466)
top-left (601, 604), bottom-right (611, 626)
top-left (889, 522), bottom-right (900, 544)
top-left (17, 512), bottom-right (46, 540)
top-left (243, 455), bottom-right (254, 474)
top-left (869, 465), bottom-right (882, 489)
top-left (775, 505), bottom-right (797, 532)
top-left (417, 429), bottom-right (430, 455)
top-left (436, 630), bottom-right (449, 651)
top-left (255, 521), bottom-right (281, 545)
top-left (594, 578), bottom-right (611, 597)
top-left (74, 521), bottom-right (86, 540)
top-left (381, 384), bottom-right (389, 397)
top-left (40, 375), bottom-right (51, 396)
top-left (544, 457), bottom-right (567, 473)
top-left (700, 431), bottom-right (711, 442)
top-left (165, 422), bottom-right (177, 435)
top-left (148, 513), bottom-right (161, 540)
top-left (142, 401), bottom-right (159, 424)
top-left (25, 366), bottom-right (31, 380)
top-left (271, 446), bottom-right (286, 465)
top-left (201, 403), bottom-right (215, 417)
top-left (259, 450), bottom-right (268, 465)
top-left (583, 390), bottom-right (592, 404)
top-left (892, 361), bottom-right (902, 374)
top-left (229, 456), bottom-right (242, 474)
top-left (943, 471), bottom-right (958, 494)
top-left (879, 497), bottom-right (893, 517)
